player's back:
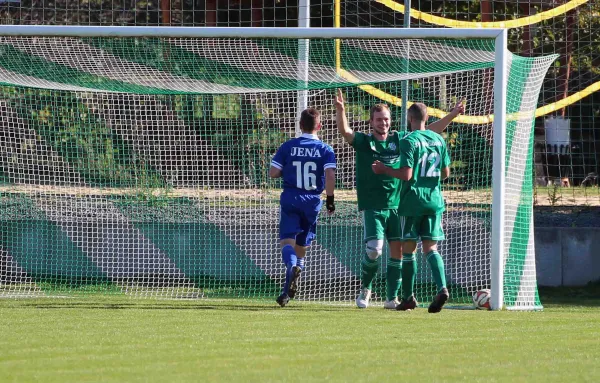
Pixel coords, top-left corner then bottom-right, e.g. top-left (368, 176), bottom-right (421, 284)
top-left (399, 129), bottom-right (450, 216)
top-left (272, 134), bottom-right (336, 197)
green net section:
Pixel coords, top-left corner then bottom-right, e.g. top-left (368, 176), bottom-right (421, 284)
top-left (0, 37), bottom-right (495, 93)
top-left (0, 36), bottom-right (554, 309)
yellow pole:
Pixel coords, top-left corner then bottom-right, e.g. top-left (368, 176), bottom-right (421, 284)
top-left (334, 0), bottom-right (341, 73)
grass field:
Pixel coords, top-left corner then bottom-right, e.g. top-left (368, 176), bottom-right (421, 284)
top-left (1, 292), bottom-right (599, 382)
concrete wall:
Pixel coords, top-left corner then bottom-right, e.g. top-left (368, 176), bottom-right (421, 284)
top-left (535, 227), bottom-right (600, 286)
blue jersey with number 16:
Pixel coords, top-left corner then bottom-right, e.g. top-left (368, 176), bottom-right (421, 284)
top-left (271, 133), bottom-right (336, 197)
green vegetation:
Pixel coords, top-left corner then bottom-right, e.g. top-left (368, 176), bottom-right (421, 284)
top-left (3, 87), bottom-right (164, 187)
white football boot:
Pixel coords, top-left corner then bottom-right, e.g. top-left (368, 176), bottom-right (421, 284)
top-left (356, 288), bottom-right (372, 308)
top-left (383, 298), bottom-right (400, 309)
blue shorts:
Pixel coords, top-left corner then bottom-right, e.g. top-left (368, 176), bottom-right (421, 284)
top-left (279, 193), bottom-right (323, 247)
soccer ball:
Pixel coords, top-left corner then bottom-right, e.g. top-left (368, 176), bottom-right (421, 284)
top-left (472, 289), bottom-right (491, 310)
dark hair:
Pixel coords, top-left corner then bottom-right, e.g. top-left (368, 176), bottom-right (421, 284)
top-left (407, 103), bottom-right (428, 122)
top-left (300, 108), bottom-right (321, 132)
top-left (369, 104), bottom-right (391, 121)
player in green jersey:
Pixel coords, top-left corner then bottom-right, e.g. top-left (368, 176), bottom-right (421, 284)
top-left (335, 90), bottom-right (464, 309)
top-left (372, 102), bottom-right (457, 313)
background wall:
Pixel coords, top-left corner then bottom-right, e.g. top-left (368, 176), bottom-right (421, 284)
top-left (535, 227), bottom-right (600, 286)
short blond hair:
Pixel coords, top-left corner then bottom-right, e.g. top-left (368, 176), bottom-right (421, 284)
top-left (369, 104), bottom-right (391, 120)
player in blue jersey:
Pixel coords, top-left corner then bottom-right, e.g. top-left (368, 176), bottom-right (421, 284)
top-left (269, 108), bottom-right (336, 307)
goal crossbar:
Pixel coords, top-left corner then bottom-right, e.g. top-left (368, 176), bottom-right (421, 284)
top-left (0, 26), bottom-right (506, 39)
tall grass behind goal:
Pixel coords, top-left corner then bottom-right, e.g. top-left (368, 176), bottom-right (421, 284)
top-left (0, 27), bottom-right (555, 310)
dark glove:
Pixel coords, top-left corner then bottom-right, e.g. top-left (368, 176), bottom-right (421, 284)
top-left (326, 195), bottom-right (335, 214)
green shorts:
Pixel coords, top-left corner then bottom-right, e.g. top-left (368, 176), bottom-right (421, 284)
top-left (400, 215), bottom-right (445, 241)
top-left (362, 209), bottom-right (402, 243)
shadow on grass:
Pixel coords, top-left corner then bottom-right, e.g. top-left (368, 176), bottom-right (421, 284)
top-left (28, 304), bottom-right (302, 311)
top-left (3, 300), bottom-right (351, 312)
top-left (539, 281), bottom-right (600, 307)
top-left (5, 283), bottom-right (599, 310)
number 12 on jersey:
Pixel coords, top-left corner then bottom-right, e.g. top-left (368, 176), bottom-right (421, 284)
top-left (420, 152), bottom-right (441, 177)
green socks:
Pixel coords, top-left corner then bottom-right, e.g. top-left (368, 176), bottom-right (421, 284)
top-left (361, 254), bottom-right (379, 290)
top-left (401, 253), bottom-right (417, 300)
top-left (427, 250), bottom-right (447, 292)
top-left (361, 251), bottom-right (445, 297)
top-left (386, 258), bottom-right (402, 301)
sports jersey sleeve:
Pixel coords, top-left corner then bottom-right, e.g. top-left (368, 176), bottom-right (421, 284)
top-left (270, 143), bottom-right (286, 170)
top-left (350, 132), bottom-right (370, 152)
top-left (398, 138), bottom-right (415, 169)
top-left (324, 146), bottom-right (337, 170)
top-left (441, 143), bottom-right (451, 169)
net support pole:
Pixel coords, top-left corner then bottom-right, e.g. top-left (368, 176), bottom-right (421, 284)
top-left (491, 29), bottom-right (508, 311)
top-left (400, 0), bottom-right (411, 128)
top-left (297, 0), bottom-right (310, 137)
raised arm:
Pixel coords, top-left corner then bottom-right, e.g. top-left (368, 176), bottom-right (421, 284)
top-left (335, 89), bottom-right (355, 145)
top-left (428, 100), bottom-right (465, 134)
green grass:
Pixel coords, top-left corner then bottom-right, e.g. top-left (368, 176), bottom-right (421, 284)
top-left (1, 295), bottom-right (599, 382)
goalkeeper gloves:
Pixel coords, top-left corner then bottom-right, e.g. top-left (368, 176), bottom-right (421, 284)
top-left (326, 195), bottom-right (335, 214)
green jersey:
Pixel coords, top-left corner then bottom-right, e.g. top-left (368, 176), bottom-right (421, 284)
top-left (352, 131), bottom-right (406, 211)
top-left (398, 130), bottom-right (450, 216)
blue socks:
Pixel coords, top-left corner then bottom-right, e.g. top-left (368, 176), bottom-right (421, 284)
top-left (282, 245), bottom-right (297, 294)
top-left (282, 244), bottom-right (297, 268)
top-left (296, 257), bottom-right (305, 271)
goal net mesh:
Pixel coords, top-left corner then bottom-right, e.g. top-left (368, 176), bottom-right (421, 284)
top-left (0, 35), bottom-right (555, 309)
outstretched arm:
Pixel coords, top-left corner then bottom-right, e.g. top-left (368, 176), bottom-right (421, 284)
top-left (428, 100), bottom-right (465, 134)
top-left (335, 89), bottom-right (355, 145)
top-left (372, 160), bottom-right (412, 181)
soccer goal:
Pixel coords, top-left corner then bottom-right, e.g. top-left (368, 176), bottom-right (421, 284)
top-left (0, 26), bottom-right (556, 310)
